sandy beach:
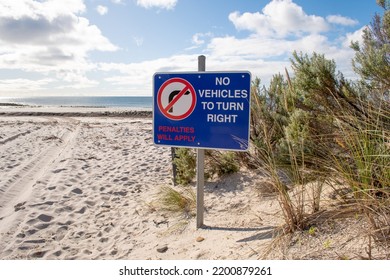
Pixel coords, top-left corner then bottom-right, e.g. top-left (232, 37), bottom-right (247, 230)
top-left (0, 106), bottom-right (284, 260)
top-left (0, 106), bottom-right (387, 260)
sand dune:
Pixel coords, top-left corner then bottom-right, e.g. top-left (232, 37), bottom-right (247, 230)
top-left (0, 112), bottom-right (282, 260)
top-left (0, 115), bottom-right (171, 259)
top-left (1, 108), bottom-right (384, 260)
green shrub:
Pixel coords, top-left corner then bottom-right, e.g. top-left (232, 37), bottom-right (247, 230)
top-left (206, 151), bottom-right (240, 178)
top-left (158, 185), bottom-right (196, 217)
top-left (173, 148), bottom-right (241, 185)
top-left (173, 148), bottom-right (196, 185)
top-left (245, 1), bottom-right (390, 247)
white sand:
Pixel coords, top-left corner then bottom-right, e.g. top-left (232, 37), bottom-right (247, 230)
top-left (1, 107), bottom-right (385, 260)
top-left (0, 108), bottom-right (282, 260)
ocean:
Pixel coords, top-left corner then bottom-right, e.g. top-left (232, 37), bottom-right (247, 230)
top-left (0, 96), bottom-right (153, 109)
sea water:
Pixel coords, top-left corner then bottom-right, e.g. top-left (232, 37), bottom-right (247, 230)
top-left (0, 96), bottom-right (153, 108)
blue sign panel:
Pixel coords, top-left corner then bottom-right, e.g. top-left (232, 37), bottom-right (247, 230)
top-left (153, 71), bottom-right (251, 151)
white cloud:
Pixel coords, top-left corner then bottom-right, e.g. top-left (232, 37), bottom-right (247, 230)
top-left (204, 32), bottom-right (358, 82)
top-left (0, 78), bottom-right (54, 92)
top-left (191, 32), bottom-right (213, 46)
top-left (201, 0), bottom-right (364, 82)
top-left (92, 26), bottom-right (363, 96)
top-left (136, 0), bottom-right (177, 10)
top-left (98, 51), bottom-right (292, 96)
top-left (99, 0), bottom-right (367, 97)
top-left (192, 33), bottom-right (205, 45)
top-left (0, 0), bottom-right (366, 97)
top-left (342, 27), bottom-right (366, 48)
top-left (98, 55), bottom-right (200, 95)
top-left (229, 0), bottom-right (329, 38)
top-left (67, 0), bottom-right (365, 96)
top-left (133, 36), bottom-right (144, 47)
top-left (96, 5), bottom-right (108, 16)
top-left (0, 0), bottom-right (117, 89)
top-left (56, 72), bottom-right (99, 89)
top-left (0, 0), bottom-right (86, 20)
top-left (327, 15), bottom-right (358, 26)
top-left (180, 1), bottom-right (365, 87)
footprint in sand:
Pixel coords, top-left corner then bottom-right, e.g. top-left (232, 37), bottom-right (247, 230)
top-left (35, 223), bottom-right (50, 230)
top-left (30, 250), bottom-right (47, 259)
top-left (71, 188), bottom-right (83, 194)
top-left (99, 237), bottom-right (109, 243)
top-left (14, 201), bottom-right (26, 212)
top-left (37, 214), bottom-right (54, 223)
top-left (52, 250), bottom-right (62, 257)
top-left (26, 228), bottom-right (39, 236)
top-left (55, 226), bottom-right (68, 241)
top-left (52, 168), bottom-right (67, 174)
top-left (76, 206), bottom-right (87, 214)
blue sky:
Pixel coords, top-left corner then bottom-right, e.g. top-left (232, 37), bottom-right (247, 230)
top-left (0, 0), bottom-right (382, 97)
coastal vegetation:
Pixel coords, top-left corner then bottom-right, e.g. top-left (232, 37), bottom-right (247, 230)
top-left (158, 0), bottom-right (389, 257)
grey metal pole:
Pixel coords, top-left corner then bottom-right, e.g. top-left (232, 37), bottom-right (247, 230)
top-left (196, 55), bottom-right (206, 229)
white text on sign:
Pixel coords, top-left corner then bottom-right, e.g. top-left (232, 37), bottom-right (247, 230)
top-left (198, 77), bottom-right (248, 123)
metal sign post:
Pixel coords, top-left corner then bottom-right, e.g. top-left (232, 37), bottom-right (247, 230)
top-left (196, 55), bottom-right (205, 228)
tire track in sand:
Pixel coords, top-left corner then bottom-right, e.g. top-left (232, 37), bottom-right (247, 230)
top-left (0, 118), bottom-right (81, 239)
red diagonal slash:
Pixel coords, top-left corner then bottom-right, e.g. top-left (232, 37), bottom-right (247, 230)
top-left (162, 85), bottom-right (190, 115)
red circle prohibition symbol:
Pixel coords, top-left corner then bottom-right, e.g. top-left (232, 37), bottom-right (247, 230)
top-left (157, 78), bottom-right (197, 120)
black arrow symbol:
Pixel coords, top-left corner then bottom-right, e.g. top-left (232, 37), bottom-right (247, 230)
top-left (168, 89), bottom-right (190, 113)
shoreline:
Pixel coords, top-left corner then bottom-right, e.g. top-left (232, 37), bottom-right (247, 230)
top-left (0, 105), bottom-right (152, 118)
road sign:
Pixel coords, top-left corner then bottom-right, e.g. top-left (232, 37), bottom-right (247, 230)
top-left (153, 71), bottom-right (251, 151)
top-left (157, 78), bottom-right (196, 120)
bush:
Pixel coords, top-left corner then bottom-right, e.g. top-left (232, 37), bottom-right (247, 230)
top-left (158, 185), bottom-right (196, 217)
top-left (173, 148), bottom-right (196, 185)
top-left (247, 2), bottom-right (390, 238)
top-left (206, 151), bottom-right (240, 178)
top-left (173, 148), bottom-right (241, 185)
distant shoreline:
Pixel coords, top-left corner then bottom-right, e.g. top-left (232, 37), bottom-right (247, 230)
top-left (0, 103), bottom-right (108, 108)
top-left (0, 111), bottom-right (152, 118)
top-left (0, 105), bottom-right (152, 118)
top-left (0, 103), bottom-right (26, 107)
top-left (0, 96), bottom-right (153, 109)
